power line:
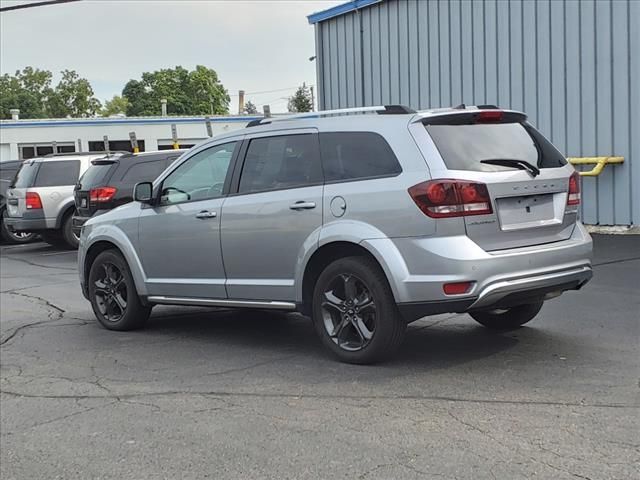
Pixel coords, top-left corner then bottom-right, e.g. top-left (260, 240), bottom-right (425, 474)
top-left (0, 0), bottom-right (81, 13)
top-left (228, 85), bottom-right (314, 97)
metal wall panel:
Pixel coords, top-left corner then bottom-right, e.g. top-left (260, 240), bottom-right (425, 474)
top-left (313, 0), bottom-right (639, 225)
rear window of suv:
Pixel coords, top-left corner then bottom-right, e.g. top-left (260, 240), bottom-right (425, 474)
top-left (11, 162), bottom-right (39, 188)
top-left (425, 122), bottom-right (567, 172)
top-left (78, 162), bottom-right (116, 189)
top-left (34, 160), bottom-right (80, 187)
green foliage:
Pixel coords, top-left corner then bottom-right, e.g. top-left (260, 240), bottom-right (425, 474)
top-left (243, 100), bottom-right (258, 115)
top-left (287, 83), bottom-right (313, 113)
top-left (0, 67), bottom-right (101, 119)
top-left (122, 65), bottom-right (229, 116)
top-left (101, 95), bottom-right (129, 116)
top-left (0, 67), bottom-right (53, 119)
top-left (47, 70), bottom-right (102, 117)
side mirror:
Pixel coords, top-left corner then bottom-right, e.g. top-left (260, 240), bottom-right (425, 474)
top-left (133, 182), bottom-right (153, 203)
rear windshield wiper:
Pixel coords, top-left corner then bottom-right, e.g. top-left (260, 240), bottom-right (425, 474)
top-left (480, 158), bottom-right (541, 177)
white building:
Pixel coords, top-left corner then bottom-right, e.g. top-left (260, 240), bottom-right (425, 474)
top-left (0, 115), bottom-right (260, 161)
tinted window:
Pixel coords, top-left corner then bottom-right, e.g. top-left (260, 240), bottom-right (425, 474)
top-left (11, 163), bottom-right (39, 188)
top-left (320, 132), bottom-right (401, 182)
top-left (425, 122), bottom-right (567, 172)
top-left (34, 161), bottom-right (80, 187)
top-left (239, 134), bottom-right (321, 194)
top-left (160, 142), bottom-right (236, 205)
top-left (121, 161), bottom-right (167, 183)
top-left (0, 166), bottom-right (19, 182)
top-left (78, 163), bottom-right (116, 189)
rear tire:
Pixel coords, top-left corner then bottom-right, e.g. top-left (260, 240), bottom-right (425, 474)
top-left (60, 210), bottom-right (80, 249)
top-left (312, 256), bottom-right (406, 364)
top-left (470, 301), bottom-right (544, 330)
top-left (0, 210), bottom-right (36, 244)
top-left (88, 250), bottom-right (151, 331)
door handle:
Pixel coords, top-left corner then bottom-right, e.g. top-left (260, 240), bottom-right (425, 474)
top-left (289, 201), bottom-right (316, 211)
top-left (195, 210), bottom-right (217, 219)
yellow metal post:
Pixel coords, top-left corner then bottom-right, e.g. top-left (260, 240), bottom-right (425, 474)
top-left (567, 157), bottom-right (624, 176)
top-left (171, 124), bottom-right (179, 149)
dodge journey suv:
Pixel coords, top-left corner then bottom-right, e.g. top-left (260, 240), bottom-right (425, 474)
top-left (78, 105), bottom-right (593, 364)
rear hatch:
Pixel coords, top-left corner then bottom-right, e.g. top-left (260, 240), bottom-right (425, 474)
top-left (421, 110), bottom-right (578, 251)
top-left (74, 159), bottom-right (118, 217)
top-left (5, 161), bottom-right (39, 217)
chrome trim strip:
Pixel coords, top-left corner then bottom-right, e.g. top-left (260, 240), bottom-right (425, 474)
top-left (147, 296), bottom-right (297, 310)
top-left (470, 265), bottom-right (592, 309)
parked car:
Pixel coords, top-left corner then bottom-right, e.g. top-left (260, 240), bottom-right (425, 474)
top-left (1, 160), bottom-right (37, 244)
top-left (4, 152), bottom-right (125, 249)
top-left (72, 150), bottom-right (187, 236)
top-left (78, 105), bottom-right (593, 364)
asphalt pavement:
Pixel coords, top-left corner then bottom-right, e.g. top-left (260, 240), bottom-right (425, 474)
top-left (1, 234), bottom-right (638, 479)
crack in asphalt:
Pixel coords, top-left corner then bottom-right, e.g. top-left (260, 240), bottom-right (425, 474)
top-left (1, 388), bottom-right (636, 409)
top-left (0, 254), bottom-right (76, 271)
top-left (592, 256), bottom-right (640, 267)
top-left (0, 290), bottom-right (67, 345)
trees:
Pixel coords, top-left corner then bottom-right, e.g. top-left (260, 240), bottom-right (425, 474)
top-left (47, 70), bottom-right (102, 118)
top-left (101, 95), bottom-right (129, 116)
top-left (0, 67), bottom-right (52, 119)
top-left (244, 100), bottom-right (258, 115)
top-left (122, 65), bottom-right (229, 116)
top-left (287, 83), bottom-right (313, 113)
top-left (0, 67), bottom-right (101, 119)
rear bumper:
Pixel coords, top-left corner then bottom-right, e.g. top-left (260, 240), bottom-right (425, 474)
top-left (72, 215), bottom-right (89, 235)
top-left (3, 215), bottom-right (48, 232)
top-left (368, 222), bottom-right (593, 322)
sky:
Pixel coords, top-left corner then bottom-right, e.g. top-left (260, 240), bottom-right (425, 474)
top-left (0, 0), bottom-right (342, 113)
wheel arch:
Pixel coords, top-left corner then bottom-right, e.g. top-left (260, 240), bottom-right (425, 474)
top-left (54, 199), bottom-right (76, 229)
top-left (82, 228), bottom-right (149, 299)
top-left (298, 240), bottom-right (404, 316)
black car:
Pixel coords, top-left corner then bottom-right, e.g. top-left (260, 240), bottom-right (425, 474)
top-left (1, 160), bottom-right (37, 244)
top-left (72, 150), bottom-right (186, 235)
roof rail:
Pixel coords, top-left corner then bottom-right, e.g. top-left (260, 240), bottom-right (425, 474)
top-left (43, 150), bottom-right (129, 157)
top-left (246, 105), bottom-right (416, 127)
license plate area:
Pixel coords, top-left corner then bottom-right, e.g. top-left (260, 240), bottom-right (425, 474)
top-left (496, 194), bottom-right (561, 231)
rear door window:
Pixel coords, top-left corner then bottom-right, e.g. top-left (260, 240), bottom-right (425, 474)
top-left (425, 122), bottom-right (567, 172)
top-left (34, 160), bottom-right (80, 187)
top-left (120, 161), bottom-right (167, 184)
top-left (238, 134), bottom-right (322, 194)
top-left (320, 132), bottom-right (401, 182)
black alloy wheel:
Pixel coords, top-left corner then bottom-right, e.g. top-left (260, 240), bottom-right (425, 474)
top-left (321, 273), bottom-right (377, 352)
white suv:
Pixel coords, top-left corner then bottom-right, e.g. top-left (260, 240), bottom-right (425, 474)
top-left (78, 106), bottom-right (593, 364)
top-left (4, 152), bottom-right (124, 249)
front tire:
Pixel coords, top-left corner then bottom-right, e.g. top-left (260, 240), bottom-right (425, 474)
top-left (470, 301), bottom-right (544, 330)
top-left (312, 256), bottom-right (406, 364)
top-left (88, 250), bottom-right (151, 331)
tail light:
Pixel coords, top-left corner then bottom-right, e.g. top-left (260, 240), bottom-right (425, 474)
top-left (567, 171), bottom-right (580, 206)
top-left (25, 191), bottom-right (43, 210)
top-left (408, 179), bottom-right (493, 218)
top-left (89, 186), bottom-right (117, 203)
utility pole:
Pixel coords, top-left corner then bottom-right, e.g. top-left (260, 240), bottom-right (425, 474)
top-left (310, 86), bottom-right (315, 112)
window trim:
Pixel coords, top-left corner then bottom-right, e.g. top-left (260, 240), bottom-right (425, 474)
top-left (153, 140), bottom-right (241, 207)
top-left (229, 130), bottom-right (323, 197)
top-left (318, 131), bottom-right (403, 185)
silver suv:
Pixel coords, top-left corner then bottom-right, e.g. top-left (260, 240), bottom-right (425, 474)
top-left (78, 106), bottom-right (593, 364)
top-left (4, 152), bottom-right (123, 249)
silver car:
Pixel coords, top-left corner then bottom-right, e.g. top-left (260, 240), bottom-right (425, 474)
top-left (78, 105), bottom-right (592, 364)
top-left (4, 152), bottom-right (123, 249)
